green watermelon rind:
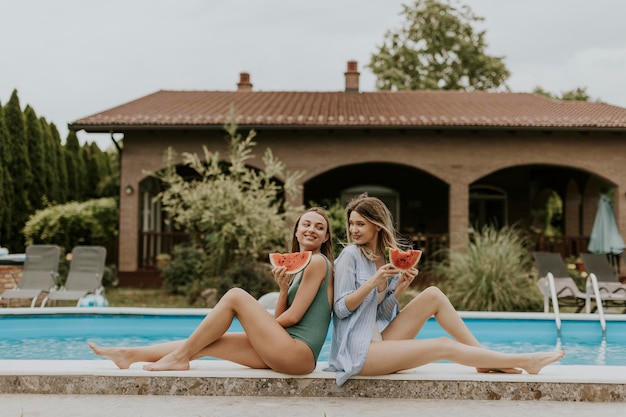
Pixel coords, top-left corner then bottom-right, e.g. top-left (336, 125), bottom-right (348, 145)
top-left (388, 248), bottom-right (422, 271)
top-left (268, 251), bottom-right (313, 275)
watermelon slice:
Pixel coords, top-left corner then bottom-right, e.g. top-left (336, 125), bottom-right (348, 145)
top-left (388, 248), bottom-right (422, 271)
top-left (269, 251), bottom-right (313, 275)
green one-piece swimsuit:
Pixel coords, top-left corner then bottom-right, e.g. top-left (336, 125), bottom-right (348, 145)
top-left (284, 254), bottom-right (331, 360)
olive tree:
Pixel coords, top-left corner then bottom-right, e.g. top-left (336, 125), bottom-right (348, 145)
top-left (151, 117), bottom-right (304, 279)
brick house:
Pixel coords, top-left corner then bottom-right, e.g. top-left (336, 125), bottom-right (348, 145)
top-left (70, 62), bottom-right (626, 284)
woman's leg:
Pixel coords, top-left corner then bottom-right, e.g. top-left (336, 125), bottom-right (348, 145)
top-left (143, 288), bottom-right (315, 374)
top-left (361, 337), bottom-right (565, 376)
top-left (382, 286), bottom-right (479, 345)
top-left (88, 340), bottom-right (184, 369)
top-left (382, 286), bottom-right (521, 373)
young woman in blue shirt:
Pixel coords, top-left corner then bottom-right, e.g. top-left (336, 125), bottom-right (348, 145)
top-left (326, 194), bottom-right (564, 386)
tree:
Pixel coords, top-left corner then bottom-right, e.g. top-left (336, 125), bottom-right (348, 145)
top-left (24, 105), bottom-right (46, 212)
top-left (50, 123), bottom-right (68, 203)
top-left (3, 90), bottom-right (31, 251)
top-left (151, 114), bottom-right (305, 278)
top-left (64, 131), bottom-right (86, 201)
top-left (533, 86), bottom-right (591, 101)
top-left (369, 0), bottom-right (510, 91)
top-left (95, 147), bottom-right (119, 197)
top-left (40, 119), bottom-right (61, 204)
top-left (0, 101), bottom-right (12, 246)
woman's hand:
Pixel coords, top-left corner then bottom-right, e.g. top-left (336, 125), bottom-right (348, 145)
top-left (394, 267), bottom-right (419, 297)
top-left (272, 265), bottom-right (291, 318)
top-left (371, 263), bottom-right (400, 287)
top-left (271, 266), bottom-right (291, 292)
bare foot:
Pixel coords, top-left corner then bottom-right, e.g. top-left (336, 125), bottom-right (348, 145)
top-left (523, 350), bottom-right (566, 374)
top-left (88, 342), bottom-right (133, 369)
top-left (476, 367), bottom-right (522, 374)
top-left (143, 351), bottom-right (190, 371)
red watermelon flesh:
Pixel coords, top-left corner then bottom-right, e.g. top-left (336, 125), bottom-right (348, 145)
top-left (389, 248), bottom-right (422, 271)
top-left (269, 251), bottom-right (313, 274)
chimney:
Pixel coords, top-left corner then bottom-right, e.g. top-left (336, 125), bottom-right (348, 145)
top-left (344, 60), bottom-right (360, 93)
top-left (237, 72), bottom-right (253, 92)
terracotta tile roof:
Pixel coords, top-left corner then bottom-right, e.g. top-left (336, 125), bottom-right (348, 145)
top-left (70, 90), bottom-right (626, 131)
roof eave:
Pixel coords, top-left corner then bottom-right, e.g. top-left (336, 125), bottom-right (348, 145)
top-left (68, 123), bottom-right (626, 134)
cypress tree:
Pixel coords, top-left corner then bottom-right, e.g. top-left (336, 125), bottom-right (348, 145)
top-left (4, 90), bottom-right (31, 251)
top-left (40, 118), bottom-right (61, 204)
top-left (50, 123), bottom-right (68, 203)
top-left (64, 130), bottom-right (85, 201)
top-left (24, 105), bottom-right (46, 211)
top-left (82, 142), bottom-right (100, 199)
top-left (0, 101), bottom-right (12, 247)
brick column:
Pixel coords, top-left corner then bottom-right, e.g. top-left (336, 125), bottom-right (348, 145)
top-left (449, 182), bottom-right (469, 253)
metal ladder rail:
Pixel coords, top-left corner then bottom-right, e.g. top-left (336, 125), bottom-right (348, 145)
top-left (586, 273), bottom-right (607, 332)
top-left (546, 272), bottom-right (562, 332)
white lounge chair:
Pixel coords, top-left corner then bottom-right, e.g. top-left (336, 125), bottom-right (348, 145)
top-left (581, 253), bottom-right (626, 313)
top-left (0, 245), bottom-right (60, 307)
top-left (533, 252), bottom-right (588, 313)
top-left (41, 246), bottom-right (107, 307)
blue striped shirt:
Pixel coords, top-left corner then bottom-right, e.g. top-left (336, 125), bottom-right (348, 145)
top-left (324, 244), bottom-right (400, 386)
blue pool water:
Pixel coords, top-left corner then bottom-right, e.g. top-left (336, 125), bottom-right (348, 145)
top-left (0, 311), bottom-right (625, 365)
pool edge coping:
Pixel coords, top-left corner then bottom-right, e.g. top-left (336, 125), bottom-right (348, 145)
top-left (1, 361), bottom-right (625, 402)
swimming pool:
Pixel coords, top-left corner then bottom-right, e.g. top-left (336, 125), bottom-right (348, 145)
top-left (1, 308), bottom-right (625, 365)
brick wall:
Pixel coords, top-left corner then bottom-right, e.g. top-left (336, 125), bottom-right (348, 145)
top-left (0, 266), bottom-right (24, 307)
top-left (116, 128), bottom-right (626, 274)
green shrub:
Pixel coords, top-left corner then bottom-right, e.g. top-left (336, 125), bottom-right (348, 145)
top-left (151, 118), bottom-right (304, 280)
top-left (435, 225), bottom-right (543, 312)
top-left (161, 242), bottom-right (276, 301)
top-left (217, 260), bottom-right (277, 300)
top-left (23, 197), bottom-right (118, 251)
top-left (161, 243), bottom-right (214, 295)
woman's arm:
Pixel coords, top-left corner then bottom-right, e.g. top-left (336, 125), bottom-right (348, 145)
top-left (333, 247), bottom-right (396, 318)
top-left (274, 254), bottom-right (327, 327)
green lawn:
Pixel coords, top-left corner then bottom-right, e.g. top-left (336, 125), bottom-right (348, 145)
top-left (105, 287), bottom-right (195, 308)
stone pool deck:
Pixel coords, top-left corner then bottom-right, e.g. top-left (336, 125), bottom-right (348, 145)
top-left (1, 360), bottom-right (625, 402)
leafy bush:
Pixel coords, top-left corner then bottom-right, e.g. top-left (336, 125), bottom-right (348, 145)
top-left (161, 242), bottom-right (276, 302)
top-left (23, 197), bottom-right (118, 251)
top-left (161, 243), bottom-right (214, 295)
top-left (150, 115), bottom-right (304, 280)
top-left (216, 261), bottom-right (276, 300)
top-left (435, 225), bottom-right (543, 312)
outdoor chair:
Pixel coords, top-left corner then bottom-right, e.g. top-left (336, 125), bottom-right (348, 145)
top-left (41, 245), bottom-right (107, 307)
top-left (580, 253), bottom-right (626, 313)
top-left (533, 252), bottom-right (588, 313)
top-left (0, 245), bottom-right (60, 307)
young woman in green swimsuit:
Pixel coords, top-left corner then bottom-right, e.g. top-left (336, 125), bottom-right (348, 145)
top-left (89, 207), bottom-right (333, 375)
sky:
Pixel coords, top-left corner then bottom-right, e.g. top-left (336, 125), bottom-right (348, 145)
top-left (2, 0), bottom-right (626, 150)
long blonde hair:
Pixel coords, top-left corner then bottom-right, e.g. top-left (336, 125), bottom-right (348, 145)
top-left (345, 193), bottom-right (404, 261)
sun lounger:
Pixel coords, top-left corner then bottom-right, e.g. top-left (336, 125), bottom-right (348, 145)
top-left (41, 246), bottom-right (107, 307)
top-left (0, 245), bottom-right (60, 307)
top-left (580, 253), bottom-right (626, 313)
top-left (533, 252), bottom-right (588, 313)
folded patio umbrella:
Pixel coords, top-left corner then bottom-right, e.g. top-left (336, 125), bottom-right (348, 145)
top-left (588, 194), bottom-right (625, 255)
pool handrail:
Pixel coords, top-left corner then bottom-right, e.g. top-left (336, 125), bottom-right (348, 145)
top-left (546, 272), bottom-right (562, 332)
top-left (586, 272), bottom-right (607, 332)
